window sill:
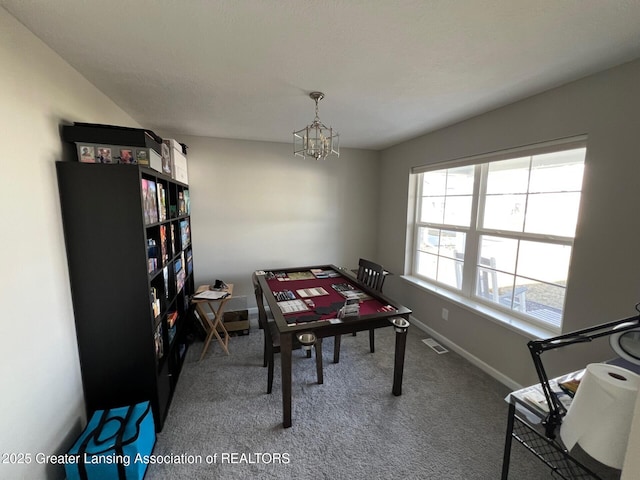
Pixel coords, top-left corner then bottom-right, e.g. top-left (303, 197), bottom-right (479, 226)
top-left (400, 275), bottom-right (558, 341)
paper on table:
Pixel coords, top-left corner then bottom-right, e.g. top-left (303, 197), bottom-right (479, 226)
top-left (193, 290), bottom-right (229, 300)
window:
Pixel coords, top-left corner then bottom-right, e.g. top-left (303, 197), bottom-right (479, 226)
top-left (412, 140), bottom-right (586, 332)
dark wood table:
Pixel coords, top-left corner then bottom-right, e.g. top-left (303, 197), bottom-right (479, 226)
top-left (255, 265), bottom-right (412, 428)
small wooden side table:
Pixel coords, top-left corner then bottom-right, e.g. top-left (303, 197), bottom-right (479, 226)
top-left (192, 284), bottom-right (234, 360)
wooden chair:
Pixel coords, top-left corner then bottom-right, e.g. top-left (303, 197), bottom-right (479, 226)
top-left (252, 273), bottom-right (323, 394)
top-left (341, 258), bottom-right (386, 356)
top-left (357, 258), bottom-right (385, 292)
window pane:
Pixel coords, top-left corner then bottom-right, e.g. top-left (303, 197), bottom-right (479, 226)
top-left (475, 268), bottom-right (515, 307)
top-left (417, 227), bottom-right (439, 253)
top-left (517, 278), bottom-right (565, 328)
top-left (437, 256), bottom-right (461, 289)
top-left (446, 166), bottom-right (475, 195)
top-left (517, 241), bottom-right (571, 286)
top-left (420, 197), bottom-right (444, 223)
top-left (486, 156), bottom-right (530, 194)
top-left (413, 142), bottom-right (585, 332)
top-left (422, 170), bottom-right (446, 196)
top-left (482, 194), bottom-right (526, 231)
top-left (529, 149), bottom-right (585, 193)
top-left (525, 192), bottom-right (581, 236)
top-left (478, 236), bottom-right (518, 274)
top-left (416, 251), bottom-right (437, 279)
top-left (438, 230), bottom-right (466, 259)
top-left (444, 195), bottom-right (472, 226)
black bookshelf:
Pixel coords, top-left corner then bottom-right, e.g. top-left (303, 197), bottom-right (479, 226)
top-left (56, 162), bottom-right (194, 432)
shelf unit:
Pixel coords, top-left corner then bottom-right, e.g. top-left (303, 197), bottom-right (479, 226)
top-left (56, 162), bottom-right (194, 432)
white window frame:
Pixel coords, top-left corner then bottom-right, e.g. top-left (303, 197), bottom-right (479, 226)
top-left (410, 137), bottom-right (587, 333)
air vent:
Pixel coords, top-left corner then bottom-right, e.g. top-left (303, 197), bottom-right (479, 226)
top-left (422, 338), bottom-right (448, 354)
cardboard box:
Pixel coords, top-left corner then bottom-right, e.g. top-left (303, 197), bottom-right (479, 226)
top-left (149, 148), bottom-right (162, 173)
top-left (219, 310), bottom-right (250, 336)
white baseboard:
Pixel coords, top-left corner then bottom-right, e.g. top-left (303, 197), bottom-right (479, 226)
top-left (409, 315), bottom-right (522, 391)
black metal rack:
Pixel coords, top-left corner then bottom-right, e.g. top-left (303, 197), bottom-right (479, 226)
top-left (502, 396), bottom-right (609, 479)
top-left (501, 307), bottom-right (640, 479)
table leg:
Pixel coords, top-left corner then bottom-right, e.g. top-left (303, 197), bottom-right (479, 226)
top-left (392, 325), bottom-right (408, 396)
top-left (501, 402), bottom-right (516, 480)
top-left (281, 332), bottom-right (293, 428)
top-left (315, 337), bottom-right (323, 385)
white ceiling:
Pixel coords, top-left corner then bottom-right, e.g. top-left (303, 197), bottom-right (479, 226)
top-left (3, 0), bottom-right (640, 150)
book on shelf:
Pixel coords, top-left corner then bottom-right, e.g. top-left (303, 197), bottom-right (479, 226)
top-left (183, 190), bottom-right (190, 215)
top-left (180, 219), bottom-right (190, 249)
top-left (167, 311), bottom-right (178, 328)
top-left (186, 249), bottom-right (193, 276)
top-left (151, 287), bottom-right (161, 318)
top-left (154, 322), bottom-right (164, 359)
top-left (141, 179), bottom-right (150, 224)
top-left (160, 225), bottom-right (168, 263)
top-left (178, 191), bottom-right (186, 216)
top-left (141, 178), bottom-right (158, 224)
top-left (148, 181), bottom-right (158, 223)
top-left (163, 266), bottom-right (169, 299)
top-left (147, 239), bottom-right (158, 273)
top-left (157, 183), bottom-right (167, 221)
top-left (170, 223), bottom-right (176, 257)
top-left (174, 257), bottom-right (185, 292)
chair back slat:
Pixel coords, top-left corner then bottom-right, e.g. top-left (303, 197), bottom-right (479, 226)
top-left (356, 258), bottom-right (385, 292)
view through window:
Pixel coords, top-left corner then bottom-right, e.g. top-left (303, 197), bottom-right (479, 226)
top-left (412, 142), bottom-right (586, 331)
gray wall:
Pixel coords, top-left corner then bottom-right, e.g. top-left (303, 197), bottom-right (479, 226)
top-left (166, 135), bottom-right (380, 306)
top-left (0, 8), bottom-right (142, 479)
top-left (378, 59), bottom-right (640, 387)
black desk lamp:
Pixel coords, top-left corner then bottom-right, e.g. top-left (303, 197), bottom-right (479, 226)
top-left (527, 303), bottom-right (640, 439)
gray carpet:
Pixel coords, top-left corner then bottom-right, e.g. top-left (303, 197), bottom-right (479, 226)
top-left (145, 318), bottom-right (582, 479)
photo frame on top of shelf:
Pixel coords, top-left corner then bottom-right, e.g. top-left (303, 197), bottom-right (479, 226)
top-left (97, 147), bottom-right (112, 164)
top-left (136, 149), bottom-right (149, 166)
top-left (75, 142), bottom-right (143, 164)
top-left (79, 145), bottom-right (95, 163)
top-left (119, 148), bottom-right (134, 164)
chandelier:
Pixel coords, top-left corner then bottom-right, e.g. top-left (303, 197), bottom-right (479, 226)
top-left (293, 92), bottom-right (339, 160)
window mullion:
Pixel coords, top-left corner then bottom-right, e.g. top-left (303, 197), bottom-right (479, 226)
top-left (412, 174), bottom-right (424, 275)
top-left (460, 164), bottom-right (483, 295)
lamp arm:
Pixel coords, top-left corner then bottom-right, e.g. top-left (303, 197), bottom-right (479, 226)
top-left (527, 312), bottom-right (640, 439)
